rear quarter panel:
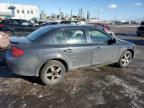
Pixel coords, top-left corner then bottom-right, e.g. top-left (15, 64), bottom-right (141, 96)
top-left (28, 45), bottom-right (70, 76)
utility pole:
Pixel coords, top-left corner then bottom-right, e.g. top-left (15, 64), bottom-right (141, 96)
top-left (71, 10), bottom-right (73, 17)
top-left (80, 8), bottom-right (83, 18)
top-left (59, 7), bottom-right (61, 20)
top-left (87, 10), bottom-right (90, 20)
top-left (97, 9), bottom-right (102, 21)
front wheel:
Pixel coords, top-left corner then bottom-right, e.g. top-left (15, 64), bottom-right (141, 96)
top-left (40, 60), bottom-right (66, 86)
top-left (117, 50), bottom-right (133, 68)
top-left (137, 33), bottom-right (141, 37)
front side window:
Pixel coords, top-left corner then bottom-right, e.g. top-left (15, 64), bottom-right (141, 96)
top-left (88, 29), bottom-right (111, 44)
top-left (65, 29), bottom-right (87, 44)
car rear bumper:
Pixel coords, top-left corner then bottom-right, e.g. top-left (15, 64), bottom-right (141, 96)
top-left (6, 51), bottom-right (40, 76)
top-left (0, 50), bottom-right (6, 63)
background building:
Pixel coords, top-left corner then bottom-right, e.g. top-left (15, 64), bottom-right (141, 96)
top-left (0, 3), bottom-right (39, 20)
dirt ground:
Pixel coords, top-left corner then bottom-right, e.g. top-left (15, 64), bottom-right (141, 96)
top-left (0, 34), bottom-right (144, 108)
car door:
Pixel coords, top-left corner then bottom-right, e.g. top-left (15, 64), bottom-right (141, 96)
top-left (53, 27), bottom-right (93, 69)
top-left (87, 28), bottom-right (120, 65)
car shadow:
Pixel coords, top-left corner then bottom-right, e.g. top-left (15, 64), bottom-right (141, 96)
top-left (0, 65), bottom-right (44, 85)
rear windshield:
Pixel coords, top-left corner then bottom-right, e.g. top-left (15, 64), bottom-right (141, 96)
top-left (27, 26), bottom-right (52, 41)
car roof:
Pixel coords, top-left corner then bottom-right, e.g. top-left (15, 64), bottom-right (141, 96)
top-left (43, 24), bottom-right (92, 30)
top-left (2, 19), bottom-right (28, 21)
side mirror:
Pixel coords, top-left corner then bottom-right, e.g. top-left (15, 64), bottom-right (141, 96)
top-left (107, 38), bottom-right (116, 45)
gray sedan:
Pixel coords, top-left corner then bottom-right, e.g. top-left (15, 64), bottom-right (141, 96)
top-left (6, 25), bottom-right (135, 85)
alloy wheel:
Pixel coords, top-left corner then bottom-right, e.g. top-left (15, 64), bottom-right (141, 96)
top-left (121, 53), bottom-right (131, 66)
top-left (46, 65), bottom-right (62, 83)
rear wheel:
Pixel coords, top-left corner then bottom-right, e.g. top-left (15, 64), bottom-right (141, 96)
top-left (117, 50), bottom-right (132, 68)
top-left (40, 60), bottom-right (66, 85)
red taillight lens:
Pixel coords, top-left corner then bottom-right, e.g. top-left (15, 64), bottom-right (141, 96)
top-left (105, 26), bottom-right (110, 30)
top-left (12, 46), bottom-right (24, 57)
top-left (0, 24), bottom-right (5, 28)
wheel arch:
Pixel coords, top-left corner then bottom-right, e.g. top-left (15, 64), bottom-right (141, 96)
top-left (4, 29), bottom-right (14, 36)
top-left (38, 58), bottom-right (69, 77)
top-left (126, 49), bottom-right (134, 58)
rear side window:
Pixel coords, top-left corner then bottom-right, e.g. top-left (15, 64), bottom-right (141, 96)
top-left (53, 29), bottom-right (87, 45)
top-left (53, 31), bottom-right (65, 44)
top-left (65, 29), bottom-right (87, 44)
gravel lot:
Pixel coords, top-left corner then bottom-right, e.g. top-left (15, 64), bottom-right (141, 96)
top-left (0, 27), bottom-right (144, 108)
top-left (0, 45), bottom-right (144, 108)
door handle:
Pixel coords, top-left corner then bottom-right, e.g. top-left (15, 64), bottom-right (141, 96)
top-left (97, 47), bottom-right (101, 49)
top-left (63, 49), bottom-right (72, 53)
top-left (94, 47), bottom-right (101, 51)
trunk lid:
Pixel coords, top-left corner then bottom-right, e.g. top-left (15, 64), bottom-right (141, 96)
top-left (10, 36), bottom-right (31, 45)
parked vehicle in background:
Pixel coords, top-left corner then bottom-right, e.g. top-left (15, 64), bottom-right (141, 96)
top-left (6, 25), bottom-right (135, 86)
top-left (137, 21), bottom-right (144, 36)
top-left (0, 19), bottom-right (39, 36)
top-left (60, 20), bottom-right (78, 25)
top-left (42, 22), bottom-right (60, 26)
top-left (89, 23), bottom-right (115, 36)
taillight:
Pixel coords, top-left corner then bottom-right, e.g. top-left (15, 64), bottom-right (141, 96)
top-left (105, 26), bottom-right (110, 30)
top-left (12, 46), bottom-right (24, 57)
top-left (0, 24), bottom-right (5, 28)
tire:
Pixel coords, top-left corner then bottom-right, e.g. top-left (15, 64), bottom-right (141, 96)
top-left (40, 60), bottom-right (66, 85)
top-left (117, 50), bottom-right (132, 68)
top-left (137, 33), bottom-right (140, 37)
top-left (5, 31), bottom-right (14, 36)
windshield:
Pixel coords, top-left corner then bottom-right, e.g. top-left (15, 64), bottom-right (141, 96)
top-left (27, 26), bottom-right (52, 41)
